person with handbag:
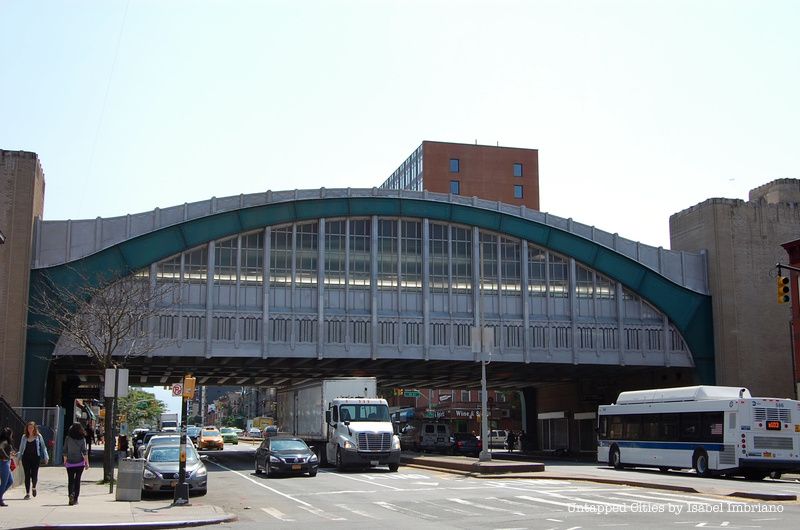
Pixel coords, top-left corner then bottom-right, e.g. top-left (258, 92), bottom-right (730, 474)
top-left (19, 421), bottom-right (48, 500)
top-left (62, 423), bottom-right (89, 506)
top-left (0, 427), bottom-right (17, 507)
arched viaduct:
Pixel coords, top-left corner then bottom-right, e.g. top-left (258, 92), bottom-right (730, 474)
top-left (25, 188), bottom-right (713, 413)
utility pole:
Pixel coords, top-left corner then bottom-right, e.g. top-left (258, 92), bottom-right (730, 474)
top-left (174, 374), bottom-right (196, 505)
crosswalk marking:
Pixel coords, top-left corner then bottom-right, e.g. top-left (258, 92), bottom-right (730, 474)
top-left (420, 499), bottom-right (481, 516)
top-left (449, 497), bottom-right (527, 516)
top-left (297, 505), bottom-right (348, 521)
top-left (375, 501), bottom-right (439, 520)
top-left (335, 503), bottom-right (381, 519)
top-left (261, 507), bottom-right (295, 522)
top-left (539, 490), bottom-right (628, 509)
top-left (515, 494), bottom-right (589, 509)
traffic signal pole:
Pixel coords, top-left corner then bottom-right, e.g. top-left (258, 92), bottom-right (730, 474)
top-left (174, 374), bottom-right (196, 506)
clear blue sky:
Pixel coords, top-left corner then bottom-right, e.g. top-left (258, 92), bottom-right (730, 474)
top-left (2, 0), bottom-right (799, 248)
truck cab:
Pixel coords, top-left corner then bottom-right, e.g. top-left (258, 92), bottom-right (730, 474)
top-left (325, 398), bottom-right (401, 471)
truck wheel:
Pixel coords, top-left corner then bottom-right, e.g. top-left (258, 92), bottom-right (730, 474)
top-left (336, 448), bottom-right (345, 472)
top-left (388, 463), bottom-right (399, 472)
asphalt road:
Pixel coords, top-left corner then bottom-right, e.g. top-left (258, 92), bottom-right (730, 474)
top-left (192, 444), bottom-right (800, 529)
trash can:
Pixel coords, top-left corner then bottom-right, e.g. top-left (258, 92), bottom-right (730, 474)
top-left (115, 458), bottom-right (145, 501)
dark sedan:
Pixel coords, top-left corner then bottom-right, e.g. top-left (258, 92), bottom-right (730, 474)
top-left (255, 436), bottom-right (318, 477)
top-left (449, 432), bottom-right (481, 457)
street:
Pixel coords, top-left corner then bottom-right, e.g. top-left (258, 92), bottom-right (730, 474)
top-left (188, 444), bottom-right (800, 529)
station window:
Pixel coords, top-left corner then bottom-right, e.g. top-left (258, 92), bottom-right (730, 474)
top-left (450, 180), bottom-right (461, 195)
top-left (513, 163), bottom-right (523, 177)
top-left (449, 158), bottom-right (460, 173)
top-left (514, 184), bottom-right (523, 199)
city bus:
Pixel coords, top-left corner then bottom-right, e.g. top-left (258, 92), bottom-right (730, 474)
top-left (596, 385), bottom-right (800, 480)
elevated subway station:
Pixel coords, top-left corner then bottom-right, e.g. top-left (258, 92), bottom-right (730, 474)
top-left (26, 188), bottom-right (712, 450)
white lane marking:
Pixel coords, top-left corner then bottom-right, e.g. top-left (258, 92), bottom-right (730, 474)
top-left (546, 520), bottom-right (563, 523)
top-left (205, 459), bottom-right (312, 507)
top-left (335, 503), bottom-right (381, 519)
top-left (616, 491), bottom-right (745, 506)
top-left (516, 495), bottom-right (585, 509)
top-left (448, 497), bottom-right (526, 516)
top-left (375, 501), bottom-right (439, 520)
top-left (420, 499), bottom-right (480, 516)
top-left (304, 489), bottom-right (377, 496)
top-left (333, 472), bottom-right (404, 490)
top-left (539, 491), bottom-right (627, 509)
top-left (412, 481), bottom-right (440, 486)
top-left (297, 504), bottom-right (347, 521)
top-left (261, 507), bottom-right (295, 522)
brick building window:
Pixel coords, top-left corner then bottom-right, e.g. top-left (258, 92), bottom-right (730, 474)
top-left (450, 180), bottom-right (461, 195)
top-left (514, 185), bottom-right (523, 199)
top-left (513, 163), bottom-right (523, 177)
top-left (449, 158), bottom-right (460, 173)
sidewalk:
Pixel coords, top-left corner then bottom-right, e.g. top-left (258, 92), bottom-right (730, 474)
top-left (2, 448), bottom-right (236, 530)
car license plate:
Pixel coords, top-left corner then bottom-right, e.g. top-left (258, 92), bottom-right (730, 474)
top-left (292, 464), bottom-right (301, 471)
top-left (370, 460), bottom-right (379, 466)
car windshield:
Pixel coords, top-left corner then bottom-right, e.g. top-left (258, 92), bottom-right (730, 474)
top-left (220, 428), bottom-right (234, 433)
top-left (151, 436), bottom-right (179, 445)
top-left (270, 439), bottom-right (309, 451)
top-left (338, 404), bottom-right (390, 422)
top-left (148, 446), bottom-right (198, 463)
top-left (187, 427), bottom-right (200, 435)
top-left (202, 430), bottom-right (218, 436)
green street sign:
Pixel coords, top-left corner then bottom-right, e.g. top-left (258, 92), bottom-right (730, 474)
top-left (403, 390), bottom-right (421, 398)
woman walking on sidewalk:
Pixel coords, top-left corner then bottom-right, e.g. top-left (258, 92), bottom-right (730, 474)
top-left (62, 423), bottom-right (89, 506)
top-left (19, 421), bottom-right (48, 500)
top-left (0, 427), bottom-right (17, 507)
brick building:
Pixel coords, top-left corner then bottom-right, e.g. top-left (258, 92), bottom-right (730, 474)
top-left (0, 150), bottom-right (45, 406)
top-left (380, 141), bottom-right (540, 210)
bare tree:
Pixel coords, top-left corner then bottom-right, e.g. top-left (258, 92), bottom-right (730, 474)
top-left (30, 266), bottom-right (176, 482)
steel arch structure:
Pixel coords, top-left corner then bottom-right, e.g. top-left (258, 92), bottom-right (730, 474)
top-left (24, 189), bottom-right (713, 406)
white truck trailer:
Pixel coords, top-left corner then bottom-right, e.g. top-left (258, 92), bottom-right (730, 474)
top-left (277, 377), bottom-right (401, 471)
top-left (159, 413), bottom-right (178, 432)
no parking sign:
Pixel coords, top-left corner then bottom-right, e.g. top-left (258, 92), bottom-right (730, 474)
top-left (171, 383), bottom-right (183, 397)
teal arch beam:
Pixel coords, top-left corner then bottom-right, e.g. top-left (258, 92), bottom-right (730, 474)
top-left (25, 196), bottom-right (714, 406)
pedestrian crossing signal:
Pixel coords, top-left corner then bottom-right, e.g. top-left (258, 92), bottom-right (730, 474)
top-left (778, 276), bottom-right (791, 304)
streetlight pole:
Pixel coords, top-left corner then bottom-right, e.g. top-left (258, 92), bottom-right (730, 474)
top-left (478, 237), bottom-right (492, 463)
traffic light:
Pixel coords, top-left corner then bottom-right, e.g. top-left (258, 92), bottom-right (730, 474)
top-left (777, 275), bottom-right (791, 304)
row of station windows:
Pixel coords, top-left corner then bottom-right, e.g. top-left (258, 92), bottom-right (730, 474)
top-left (154, 219), bottom-right (627, 301)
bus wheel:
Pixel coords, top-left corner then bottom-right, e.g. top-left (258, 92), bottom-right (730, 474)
top-left (609, 447), bottom-right (623, 470)
top-left (693, 450), bottom-right (711, 477)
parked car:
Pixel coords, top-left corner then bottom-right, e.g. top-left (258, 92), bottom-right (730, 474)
top-left (247, 427), bottom-right (262, 438)
top-left (142, 444), bottom-right (207, 495)
top-left (197, 429), bottom-right (224, 451)
top-left (488, 429), bottom-right (508, 449)
top-left (262, 425), bottom-right (278, 438)
top-left (136, 431), bottom-right (164, 458)
top-left (187, 426), bottom-right (201, 444)
top-left (255, 436), bottom-right (318, 477)
top-left (220, 427), bottom-right (239, 445)
top-left (449, 432), bottom-right (481, 457)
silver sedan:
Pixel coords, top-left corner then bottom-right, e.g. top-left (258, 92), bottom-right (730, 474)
top-left (142, 445), bottom-right (208, 495)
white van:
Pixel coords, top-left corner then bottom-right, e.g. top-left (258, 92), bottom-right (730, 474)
top-left (419, 423), bottom-right (451, 453)
top-left (488, 429), bottom-right (508, 449)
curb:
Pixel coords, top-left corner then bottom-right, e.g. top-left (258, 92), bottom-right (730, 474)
top-left (13, 513), bottom-right (239, 530)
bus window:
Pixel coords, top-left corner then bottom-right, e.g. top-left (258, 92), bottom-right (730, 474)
top-left (661, 413), bottom-right (678, 440)
top-left (702, 412), bottom-right (724, 443)
top-left (642, 414), bottom-right (659, 441)
top-left (680, 413), bottom-right (701, 441)
top-left (608, 416), bottom-right (623, 439)
top-left (622, 415), bottom-right (642, 440)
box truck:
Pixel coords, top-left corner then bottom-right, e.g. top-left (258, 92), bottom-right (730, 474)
top-left (277, 377), bottom-right (401, 471)
top-left (159, 413), bottom-right (178, 432)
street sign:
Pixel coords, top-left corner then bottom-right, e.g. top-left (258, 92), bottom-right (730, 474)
top-left (104, 368), bottom-right (129, 398)
top-left (171, 383), bottom-right (183, 397)
top-left (403, 390), bottom-right (421, 398)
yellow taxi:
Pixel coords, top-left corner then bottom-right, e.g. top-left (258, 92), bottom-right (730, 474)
top-left (197, 428), bottom-right (224, 451)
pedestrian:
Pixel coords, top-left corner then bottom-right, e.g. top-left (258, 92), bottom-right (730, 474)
top-left (85, 422), bottom-right (94, 456)
top-left (506, 430), bottom-right (517, 452)
top-left (0, 427), bottom-right (16, 507)
top-left (519, 430), bottom-right (528, 453)
top-left (19, 421), bottom-right (48, 500)
top-left (62, 423), bottom-right (89, 506)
